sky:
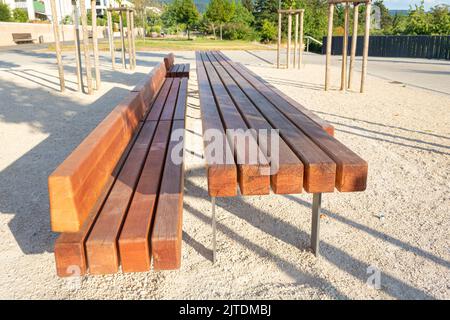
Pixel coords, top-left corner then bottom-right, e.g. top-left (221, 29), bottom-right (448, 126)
top-left (383, 0), bottom-right (450, 10)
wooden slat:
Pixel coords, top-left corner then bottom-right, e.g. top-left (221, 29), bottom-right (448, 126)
top-left (205, 51), bottom-right (303, 194)
top-left (49, 91), bottom-right (146, 232)
top-left (209, 52), bottom-right (336, 193)
top-left (214, 52), bottom-right (367, 192)
top-left (173, 78), bottom-right (188, 120)
top-left (195, 52), bottom-right (237, 197)
top-left (151, 120), bottom-right (185, 270)
top-left (85, 121), bottom-right (157, 274)
top-left (147, 78), bottom-right (173, 121)
top-left (201, 52), bottom-right (270, 195)
top-left (131, 62), bottom-right (166, 110)
top-left (216, 51), bottom-right (334, 136)
top-left (160, 78), bottom-right (181, 121)
top-left (118, 121), bottom-right (172, 272)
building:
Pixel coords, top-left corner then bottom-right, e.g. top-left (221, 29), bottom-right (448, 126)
top-left (1, 0), bottom-right (134, 22)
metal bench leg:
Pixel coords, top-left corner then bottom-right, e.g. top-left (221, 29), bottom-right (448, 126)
top-left (211, 196), bottom-right (217, 264)
top-left (311, 193), bottom-right (322, 257)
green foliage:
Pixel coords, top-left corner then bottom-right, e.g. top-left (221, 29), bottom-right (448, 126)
top-left (259, 19), bottom-right (277, 43)
top-left (0, 3), bottom-right (11, 22)
top-left (253, 0), bottom-right (278, 30)
top-left (430, 5), bottom-right (450, 35)
top-left (12, 8), bottom-right (28, 23)
top-left (163, 0), bottom-right (199, 38)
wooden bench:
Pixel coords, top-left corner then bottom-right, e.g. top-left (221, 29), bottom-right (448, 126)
top-left (196, 51), bottom-right (368, 260)
top-left (12, 33), bottom-right (36, 44)
top-left (164, 53), bottom-right (190, 78)
top-left (50, 60), bottom-right (189, 277)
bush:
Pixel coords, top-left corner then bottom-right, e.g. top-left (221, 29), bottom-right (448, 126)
top-left (222, 22), bottom-right (257, 41)
top-left (259, 19), bottom-right (277, 43)
top-left (0, 3), bottom-right (11, 22)
top-left (12, 8), bottom-right (28, 23)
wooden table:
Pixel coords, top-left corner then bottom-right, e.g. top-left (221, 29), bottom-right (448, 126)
top-left (196, 51), bottom-right (368, 260)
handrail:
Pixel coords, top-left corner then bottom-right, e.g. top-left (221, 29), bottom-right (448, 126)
top-left (305, 35), bottom-right (323, 52)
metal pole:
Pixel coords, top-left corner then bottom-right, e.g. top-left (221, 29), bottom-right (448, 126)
top-left (211, 196), bottom-right (216, 264)
top-left (340, 2), bottom-right (349, 91)
top-left (277, 12), bottom-right (281, 69)
top-left (50, 0), bottom-right (65, 92)
top-left (294, 13), bottom-right (298, 67)
top-left (72, 2), bottom-right (82, 92)
top-left (311, 193), bottom-right (322, 257)
top-left (119, 10), bottom-right (126, 69)
top-left (287, 14), bottom-right (292, 68)
top-left (325, 4), bottom-right (334, 91)
top-left (348, 4), bottom-right (359, 89)
top-left (107, 9), bottom-right (115, 70)
top-left (91, 0), bottom-right (101, 90)
top-left (298, 10), bottom-right (304, 69)
top-left (361, 2), bottom-right (371, 93)
top-left (79, 0), bottom-right (93, 94)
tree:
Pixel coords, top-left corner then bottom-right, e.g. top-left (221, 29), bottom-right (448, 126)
top-left (12, 8), bottom-right (28, 22)
top-left (0, 3), bottom-right (11, 22)
top-left (404, 1), bottom-right (431, 35)
top-left (430, 4), bottom-right (450, 35)
top-left (174, 0), bottom-right (200, 39)
top-left (253, 0), bottom-right (278, 30)
top-left (205, 0), bottom-right (235, 40)
top-left (259, 19), bottom-right (277, 43)
top-left (242, 0), bottom-right (254, 13)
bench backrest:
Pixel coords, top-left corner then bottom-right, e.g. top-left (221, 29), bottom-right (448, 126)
top-left (49, 63), bottom-right (167, 232)
top-left (12, 33), bottom-right (32, 40)
top-left (164, 53), bottom-right (175, 71)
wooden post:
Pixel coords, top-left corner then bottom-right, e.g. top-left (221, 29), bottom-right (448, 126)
top-left (287, 14), bottom-right (292, 68)
top-left (360, 2), bottom-right (371, 93)
top-left (348, 3), bottom-right (359, 89)
top-left (119, 10), bottom-right (126, 69)
top-left (130, 10), bottom-right (136, 69)
top-left (80, 0), bottom-right (93, 94)
top-left (340, 2), bottom-right (349, 91)
top-left (299, 10), bottom-right (304, 69)
top-left (107, 9), bottom-right (115, 70)
top-left (294, 13), bottom-right (298, 67)
top-left (325, 4), bottom-right (334, 91)
top-left (277, 12), bottom-right (281, 69)
top-left (91, 0), bottom-right (101, 90)
top-left (50, 0), bottom-right (64, 92)
top-left (126, 9), bottom-right (133, 69)
top-left (72, 3), bottom-right (82, 92)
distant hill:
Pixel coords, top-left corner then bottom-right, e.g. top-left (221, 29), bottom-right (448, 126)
top-left (159, 0), bottom-right (210, 12)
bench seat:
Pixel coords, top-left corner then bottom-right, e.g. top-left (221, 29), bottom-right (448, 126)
top-left (52, 60), bottom-right (189, 277)
top-left (12, 33), bottom-right (36, 44)
top-left (164, 53), bottom-right (190, 78)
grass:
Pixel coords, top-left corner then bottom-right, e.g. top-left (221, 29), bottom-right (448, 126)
top-left (48, 37), bottom-right (273, 52)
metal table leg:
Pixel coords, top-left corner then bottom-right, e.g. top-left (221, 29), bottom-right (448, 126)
top-left (211, 196), bottom-right (216, 264)
top-left (311, 193), bottom-right (322, 257)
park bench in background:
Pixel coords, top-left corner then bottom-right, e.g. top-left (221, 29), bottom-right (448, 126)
top-left (164, 53), bottom-right (190, 78)
top-left (12, 33), bottom-right (36, 44)
top-left (196, 51), bottom-right (367, 261)
top-left (50, 54), bottom-right (188, 277)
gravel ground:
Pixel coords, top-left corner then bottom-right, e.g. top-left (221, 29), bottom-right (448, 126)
top-left (0, 48), bottom-right (448, 299)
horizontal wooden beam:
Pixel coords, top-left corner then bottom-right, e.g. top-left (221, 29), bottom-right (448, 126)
top-left (277, 9), bottom-right (305, 14)
top-left (328, 0), bottom-right (371, 4)
top-left (107, 7), bottom-right (134, 12)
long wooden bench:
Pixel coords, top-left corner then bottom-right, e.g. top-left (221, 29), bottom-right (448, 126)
top-left (50, 59), bottom-right (189, 277)
top-left (12, 33), bottom-right (36, 44)
top-left (196, 51), bottom-right (368, 260)
top-left (164, 53), bottom-right (191, 78)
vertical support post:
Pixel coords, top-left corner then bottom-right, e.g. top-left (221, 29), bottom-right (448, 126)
top-left (348, 3), bottom-right (359, 89)
top-left (50, 0), bottom-right (65, 92)
top-left (298, 10), bottom-right (304, 69)
top-left (340, 2), bottom-right (349, 91)
top-left (277, 12), bottom-right (282, 69)
top-left (211, 197), bottom-right (216, 264)
top-left (79, 0), bottom-right (93, 94)
top-left (91, 0), bottom-right (101, 90)
top-left (287, 13), bottom-right (292, 68)
top-left (130, 10), bottom-right (136, 69)
top-left (361, 2), bottom-right (371, 93)
top-left (311, 193), bottom-right (322, 257)
top-left (119, 10), bottom-right (126, 69)
top-left (294, 13), bottom-right (298, 67)
top-left (107, 9), bottom-right (115, 70)
top-left (126, 9), bottom-right (133, 69)
top-left (325, 4), bottom-right (334, 91)
top-left (72, 2), bottom-right (82, 92)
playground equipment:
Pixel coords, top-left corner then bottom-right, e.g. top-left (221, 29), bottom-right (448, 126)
top-left (49, 0), bottom-right (101, 94)
top-left (106, 7), bottom-right (136, 71)
top-left (276, 9), bottom-right (305, 69)
top-left (325, 0), bottom-right (372, 93)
